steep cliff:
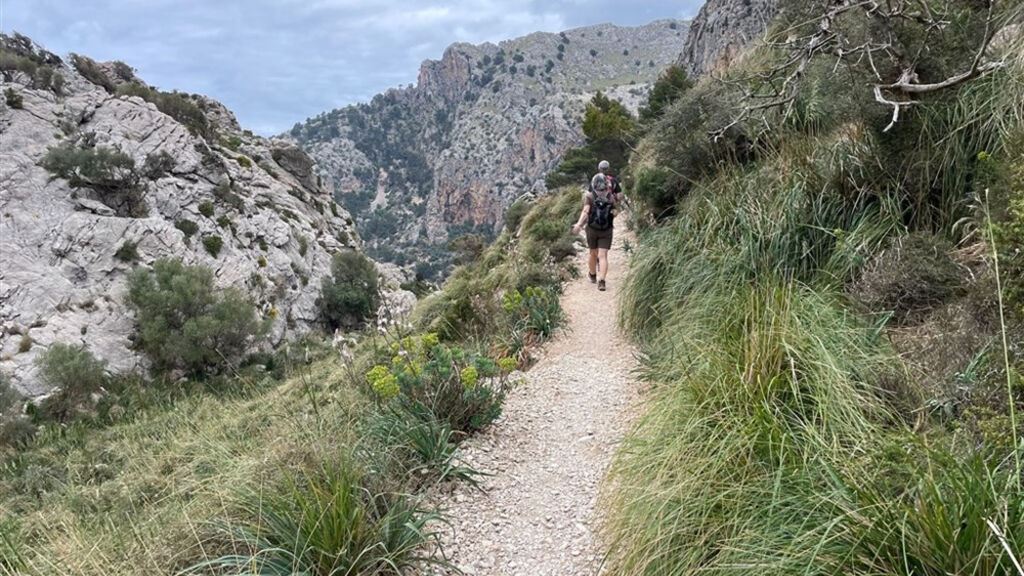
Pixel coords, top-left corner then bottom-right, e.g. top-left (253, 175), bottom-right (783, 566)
top-left (290, 20), bottom-right (689, 278)
top-left (679, 0), bottom-right (779, 77)
top-left (0, 34), bottom-right (365, 394)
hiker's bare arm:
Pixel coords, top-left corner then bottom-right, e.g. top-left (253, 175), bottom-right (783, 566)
top-left (572, 203), bottom-right (590, 235)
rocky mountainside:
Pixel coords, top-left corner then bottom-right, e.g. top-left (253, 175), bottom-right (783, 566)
top-left (679, 0), bottom-right (779, 77)
top-left (0, 34), bottom-right (376, 395)
top-left (289, 20), bottom-right (689, 278)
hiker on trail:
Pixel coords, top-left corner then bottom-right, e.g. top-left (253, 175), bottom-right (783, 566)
top-left (571, 160), bottom-right (623, 292)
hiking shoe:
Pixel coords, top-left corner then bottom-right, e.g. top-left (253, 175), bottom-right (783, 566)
top-left (588, 272), bottom-right (597, 283)
top-left (598, 279), bottom-right (606, 291)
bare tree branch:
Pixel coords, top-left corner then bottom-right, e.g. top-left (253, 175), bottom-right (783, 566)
top-left (710, 0), bottom-right (1006, 136)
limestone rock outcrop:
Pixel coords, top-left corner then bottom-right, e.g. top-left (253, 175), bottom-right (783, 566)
top-left (0, 35), bottom-right (367, 395)
top-left (679, 0), bottom-right (779, 78)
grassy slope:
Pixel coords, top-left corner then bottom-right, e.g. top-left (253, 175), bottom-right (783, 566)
top-left (605, 7), bottom-right (1024, 576)
top-left (0, 186), bottom-right (584, 576)
top-left (1, 361), bottom-right (362, 574)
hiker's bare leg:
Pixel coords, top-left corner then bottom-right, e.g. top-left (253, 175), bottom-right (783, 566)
top-left (588, 249), bottom-right (598, 276)
top-left (598, 248), bottom-right (609, 280)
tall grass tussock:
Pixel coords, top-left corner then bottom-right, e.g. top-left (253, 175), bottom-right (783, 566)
top-left (606, 5), bottom-right (1024, 574)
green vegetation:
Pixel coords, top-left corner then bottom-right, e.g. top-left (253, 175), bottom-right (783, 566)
top-left (196, 200), bottom-right (214, 217)
top-left (213, 181), bottom-right (244, 211)
top-left (605, 1), bottom-right (1024, 574)
top-left (638, 64), bottom-right (692, 122)
top-left (39, 140), bottom-right (148, 217)
top-left (413, 186), bottom-right (575, 358)
top-left (125, 258), bottom-right (265, 377)
top-left (116, 82), bottom-right (213, 139)
top-left (1, 33), bottom-right (65, 95)
top-left (546, 92), bottom-right (636, 189)
top-left (183, 461), bottom-right (443, 576)
top-left (201, 234), bottom-right (223, 257)
top-left (70, 53), bottom-right (116, 93)
top-left (0, 374), bottom-right (34, 456)
top-left (34, 344), bottom-right (108, 423)
top-left (318, 250), bottom-right (380, 331)
top-left (3, 87), bottom-right (22, 109)
top-left (174, 218), bottom-right (198, 238)
top-left (113, 240), bottom-right (139, 263)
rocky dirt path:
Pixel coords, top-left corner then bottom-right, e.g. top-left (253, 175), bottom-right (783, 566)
top-left (427, 233), bottom-right (639, 575)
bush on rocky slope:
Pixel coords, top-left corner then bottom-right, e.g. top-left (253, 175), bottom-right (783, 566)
top-left (39, 139), bottom-right (149, 217)
top-left (318, 250), bottom-right (380, 331)
top-left (126, 258), bottom-right (266, 377)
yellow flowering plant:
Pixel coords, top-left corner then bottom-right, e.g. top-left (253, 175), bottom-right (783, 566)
top-left (364, 332), bottom-right (515, 433)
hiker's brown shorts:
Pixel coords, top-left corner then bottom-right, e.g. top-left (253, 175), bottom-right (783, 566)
top-left (586, 226), bottom-right (613, 250)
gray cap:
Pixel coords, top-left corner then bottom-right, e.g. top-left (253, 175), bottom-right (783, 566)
top-left (598, 160), bottom-right (610, 171)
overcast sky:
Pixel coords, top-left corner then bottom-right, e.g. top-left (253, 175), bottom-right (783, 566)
top-left (2, 1), bottom-right (702, 135)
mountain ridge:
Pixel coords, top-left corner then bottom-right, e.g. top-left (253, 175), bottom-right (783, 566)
top-left (289, 19), bottom-right (690, 278)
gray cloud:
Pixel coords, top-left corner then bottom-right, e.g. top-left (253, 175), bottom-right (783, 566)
top-left (3, 0), bottom-right (702, 135)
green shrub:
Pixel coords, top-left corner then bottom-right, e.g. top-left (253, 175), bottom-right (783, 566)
top-left (114, 240), bottom-right (140, 263)
top-left (197, 201), bottom-right (214, 218)
top-left (547, 235), bottom-right (578, 261)
top-left (17, 335), bottom-right (31, 353)
top-left (39, 140), bottom-right (147, 217)
top-left (447, 234), bottom-right (487, 265)
top-left (221, 135), bottom-right (242, 151)
top-left (988, 149), bottom-right (1024, 319)
top-left (631, 166), bottom-right (674, 219)
top-left (153, 91), bottom-right (211, 138)
top-left (174, 218), bottom-right (198, 238)
top-left (639, 65), bottom-right (693, 122)
top-left (501, 198), bottom-right (528, 231)
top-left (365, 333), bottom-right (515, 434)
top-left (502, 285), bottom-right (564, 340)
top-left (110, 60), bottom-right (133, 81)
top-left (318, 251), bottom-right (379, 331)
top-left (115, 83), bottom-right (213, 138)
top-left (34, 343), bottom-right (108, 422)
top-left (215, 215), bottom-right (231, 229)
top-left (183, 462), bottom-right (444, 576)
top-left (257, 256), bottom-right (267, 268)
top-left (298, 235), bottom-right (309, 257)
top-left (3, 87), bottom-right (22, 109)
top-left (213, 181), bottom-right (244, 211)
top-left (0, 36), bottom-right (64, 94)
top-left (0, 373), bottom-right (35, 454)
top-left (202, 235), bottom-right (223, 257)
top-left (125, 258), bottom-right (265, 376)
top-left (236, 155), bottom-right (252, 168)
top-left (70, 53), bottom-right (115, 93)
top-left (142, 150), bottom-right (174, 179)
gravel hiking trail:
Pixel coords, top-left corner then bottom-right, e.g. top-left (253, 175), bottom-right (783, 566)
top-left (427, 232), bottom-right (640, 576)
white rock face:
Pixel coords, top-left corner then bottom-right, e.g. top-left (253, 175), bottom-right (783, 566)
top-left (0, 45), bottom-right (381, 395)
top-left (678, 0), bottom-right (780, 78)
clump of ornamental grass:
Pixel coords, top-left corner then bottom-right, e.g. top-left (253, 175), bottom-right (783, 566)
top-left (182, 461), bottom-right (446, 576)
